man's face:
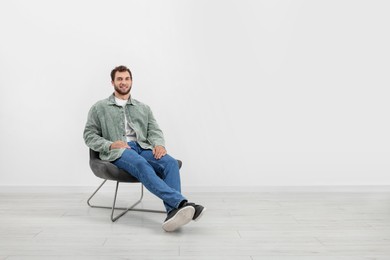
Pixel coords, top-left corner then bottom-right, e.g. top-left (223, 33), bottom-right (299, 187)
top-left (112, 71), bottom-right (132, 96)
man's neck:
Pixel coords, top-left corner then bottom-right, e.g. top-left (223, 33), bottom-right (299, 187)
top-left (114, 92), bottom-right (130, 100)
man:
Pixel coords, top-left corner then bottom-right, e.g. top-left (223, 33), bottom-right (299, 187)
top-left (84, 65), bottom-right (205, 232)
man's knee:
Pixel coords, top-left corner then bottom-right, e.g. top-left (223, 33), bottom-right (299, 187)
top-left (163, 155), bottom-right (180, 169)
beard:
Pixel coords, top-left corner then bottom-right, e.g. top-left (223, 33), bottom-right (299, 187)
top-left (114, 84), bottom-right (131, 95)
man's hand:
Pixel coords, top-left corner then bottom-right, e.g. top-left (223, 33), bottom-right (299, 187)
top-left (153, 145), bottom-right (167, 160)
top-left (110, 141), bottom-right (130, 150)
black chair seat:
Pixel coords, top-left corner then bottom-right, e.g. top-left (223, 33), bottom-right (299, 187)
top-left (89, 149), bottom-right (139, 182)
top-left (89, 149), bottom-right (182, 182)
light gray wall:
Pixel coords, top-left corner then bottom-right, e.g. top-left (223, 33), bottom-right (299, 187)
top-left (0, 0), bottom-right (389, 187)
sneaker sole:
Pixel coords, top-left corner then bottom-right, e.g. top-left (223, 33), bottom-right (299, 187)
top-left (162, 206), bottom-right (195, 232)
top-left (193, 207), bottom-right (206, 222)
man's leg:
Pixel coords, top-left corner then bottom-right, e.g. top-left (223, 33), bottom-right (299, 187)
top-left (138, 148), bottom-right (182, 212)
top-left (138, 146), bottom-right (206, 222)
top-left (112, 148), bottom-right (186, 211)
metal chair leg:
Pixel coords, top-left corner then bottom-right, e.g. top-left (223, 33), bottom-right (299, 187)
top-left (87, 180), bottom-right (165, 222)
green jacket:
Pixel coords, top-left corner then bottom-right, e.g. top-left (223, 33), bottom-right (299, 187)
top-left (83, 94), bottom-right (165, 161)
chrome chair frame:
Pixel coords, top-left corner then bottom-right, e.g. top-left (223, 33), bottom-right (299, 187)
top-left (87, 180), bottom-right (165, 222)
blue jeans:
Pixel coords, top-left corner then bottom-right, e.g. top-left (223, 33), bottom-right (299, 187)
top-left (112, 141), bottom-right (186, 213)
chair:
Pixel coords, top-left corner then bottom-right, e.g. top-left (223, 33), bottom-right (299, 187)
top-left (87, 149), bottom-right (182, 222)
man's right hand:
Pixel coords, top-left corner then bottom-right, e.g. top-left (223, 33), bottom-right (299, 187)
top-left (110, 141), bottom-right (130, 150)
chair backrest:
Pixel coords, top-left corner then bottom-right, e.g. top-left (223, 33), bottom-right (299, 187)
top-left (89, 149), bottom-right (100, 160)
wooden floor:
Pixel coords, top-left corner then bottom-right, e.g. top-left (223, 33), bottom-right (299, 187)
top-left (1, 185), bottom-right (390, 259)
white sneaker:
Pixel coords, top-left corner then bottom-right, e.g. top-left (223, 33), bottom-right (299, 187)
top-left (162, 204), bottom-right (195, 232)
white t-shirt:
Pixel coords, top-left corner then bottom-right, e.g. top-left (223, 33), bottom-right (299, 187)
top-left (114, 97), bottom-right (137, 142)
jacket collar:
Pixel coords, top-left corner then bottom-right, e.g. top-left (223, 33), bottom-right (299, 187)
top-left (108, 93), bottom-right (134, 106)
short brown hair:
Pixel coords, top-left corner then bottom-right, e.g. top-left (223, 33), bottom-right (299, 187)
top-left (110, 65), bottom-right (132, 81)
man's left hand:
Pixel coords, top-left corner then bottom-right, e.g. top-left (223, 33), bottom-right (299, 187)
top-left (153, 145), bottom-right (167, 160)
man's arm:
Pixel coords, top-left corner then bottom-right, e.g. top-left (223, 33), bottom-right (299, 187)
top-left (146, 107), bottom-right (167, 159)
top-left (146, 108), bottom-right (165, 148)
top-left (83, 105), bottom-right (113, 153)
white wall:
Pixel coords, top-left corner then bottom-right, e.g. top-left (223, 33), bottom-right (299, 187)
top-left (0, 0), bottom-right (389, 188)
